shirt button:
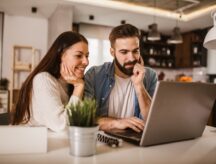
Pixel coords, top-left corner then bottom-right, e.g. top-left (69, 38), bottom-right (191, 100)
top-left (109, 85), bottom-right (112, 88)
top-left (101, 98), bottom-right (105, 101)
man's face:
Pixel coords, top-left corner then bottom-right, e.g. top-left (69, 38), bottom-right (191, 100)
top-left (111, 37), bottom-right (141, 76)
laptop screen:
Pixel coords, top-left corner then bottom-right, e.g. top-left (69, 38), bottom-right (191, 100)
top-left (141, 81), bottom-right (216, 146)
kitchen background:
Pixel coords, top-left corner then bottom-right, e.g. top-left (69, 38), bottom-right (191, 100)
top-left (0, 0), bottom-right (216, 114)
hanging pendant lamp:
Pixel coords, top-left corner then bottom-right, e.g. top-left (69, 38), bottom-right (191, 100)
top-left (148, 23), bottom-right (161, 41)
top-left (203, 12), bottom-right (216, 49)
top-left (168, 26), bottom-right (183, 44)
top-left (168, 0), bottom-right (183, 44)
top-left (147, 0), bottom-right (161, 41)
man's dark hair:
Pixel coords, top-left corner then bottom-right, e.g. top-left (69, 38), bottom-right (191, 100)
top-left (109, 24), bottom-right (140, 48)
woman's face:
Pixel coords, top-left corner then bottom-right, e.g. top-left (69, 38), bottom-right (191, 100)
top-left (61, 41), bottom-right (89, 79)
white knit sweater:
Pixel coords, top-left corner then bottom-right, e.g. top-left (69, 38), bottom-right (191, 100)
top-left (27, 72), bottom-right (79, 132)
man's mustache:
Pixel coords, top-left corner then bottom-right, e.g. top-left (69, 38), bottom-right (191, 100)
top-left (124, 60), bottom-right (138, 67)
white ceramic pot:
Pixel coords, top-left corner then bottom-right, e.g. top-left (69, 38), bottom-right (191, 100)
top-left (68, 125), bottom-right (99, 157)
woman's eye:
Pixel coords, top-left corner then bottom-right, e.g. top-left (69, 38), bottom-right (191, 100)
top-left (75, 55), bottom-right (82, 58)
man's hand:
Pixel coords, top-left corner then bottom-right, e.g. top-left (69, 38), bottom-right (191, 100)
top-left (131, 57), bottom-right (145, 91)
top-left (130, 63), bottom-right (145, 87)
top-left (130, 57), bottom-right (151, 120)
top-left (113, 117), bottom-right (145, 132)
top-left (98, 117), bottom-right (145, 132)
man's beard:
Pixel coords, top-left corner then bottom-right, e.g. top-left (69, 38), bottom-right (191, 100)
top-left (114, 57), bottom-right (138, 76)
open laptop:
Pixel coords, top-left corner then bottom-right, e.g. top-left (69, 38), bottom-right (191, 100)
top-left (105, 81), bottom-right (216, 146)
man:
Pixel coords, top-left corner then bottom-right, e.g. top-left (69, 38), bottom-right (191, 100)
top-left (84, 24), bottom-right (157, 132)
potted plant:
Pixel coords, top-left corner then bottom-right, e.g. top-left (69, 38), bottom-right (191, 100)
top-left (66, 99), bottom-right (98, 157)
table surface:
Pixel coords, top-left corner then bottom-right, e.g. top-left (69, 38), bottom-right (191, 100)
top-left (0, 126), bottom-right (216, 164)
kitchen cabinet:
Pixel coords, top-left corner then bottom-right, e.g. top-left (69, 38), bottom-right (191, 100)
top-left (175, 29), bottom-right (207, 68)
top-left (140, 31), bottom-right (176, 68)
top-left (140, 29), bottom-right (208, 68)
top-left (191, 29), bottom-right (208, 67)
top-left (141, 42), bottom-right (175, 68)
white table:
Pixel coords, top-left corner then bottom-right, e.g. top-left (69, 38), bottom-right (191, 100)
top-left (1, 126), bottom-right (216, 164)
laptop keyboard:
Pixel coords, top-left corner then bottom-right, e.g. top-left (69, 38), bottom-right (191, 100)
top-left (105, 128), bottom-right (142, 144)
top-left (115, 128), bottom-right (142, 138)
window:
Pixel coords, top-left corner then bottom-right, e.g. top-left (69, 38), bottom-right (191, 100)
top-left (86, 38), bottom-right (113, 72)
top-left (79, 23), bottom-right (113, 72)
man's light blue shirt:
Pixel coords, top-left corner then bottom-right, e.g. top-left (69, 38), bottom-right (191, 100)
top-left (84, 62), bottom-right (158, 120)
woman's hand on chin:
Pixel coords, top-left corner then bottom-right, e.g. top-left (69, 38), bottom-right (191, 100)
top-left (60, 63), bottom-right (85, 98)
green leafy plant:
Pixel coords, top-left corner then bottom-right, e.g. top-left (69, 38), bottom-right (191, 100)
top-left (66, 99), bottom-right (97, 127)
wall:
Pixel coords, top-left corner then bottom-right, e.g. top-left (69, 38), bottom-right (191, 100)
top-left (0, 12), bottom-right (3, 79)
top-left (79, 23), bottom-right (112, 39)
top-left (207, 50), bottom-right (216, 74)
top-left (48, 5), bottom-right (73, 47)
top-left (3, 15), bottom-right (48, 83)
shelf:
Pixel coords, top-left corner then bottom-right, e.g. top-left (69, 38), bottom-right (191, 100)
top-left (143, 41), bottom-right (174, 46)
top-left (0, 90), bottom-right (9, 113)
top-left (14, 64), bottom-right (32, 71)
top-left (143, 55), bottom-right (175, 58)
top-left (141, 29), bottom-right (207, 68)
top-left (140, 31), bottom-right (176, 69)
top-left (145, 65), bottom-right (175, 69)
top-left (13, 68), bottom-right (31, 72)
top-left (10, 45), bottom-right (40, 111)
top-left (14, 45), bottom-right (33, 49)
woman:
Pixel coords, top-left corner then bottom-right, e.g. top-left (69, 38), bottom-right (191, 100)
top-left (12, 31), bottom-right (89, 132)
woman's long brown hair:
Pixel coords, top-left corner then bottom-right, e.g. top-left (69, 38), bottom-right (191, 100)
top-left (12, 31), bottom-right (88, 125)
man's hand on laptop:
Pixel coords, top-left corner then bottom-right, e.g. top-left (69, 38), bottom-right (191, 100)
top-left (114, 117), bottom-right (144, 132)
top-left (98, 117), bottom-right (144, 133)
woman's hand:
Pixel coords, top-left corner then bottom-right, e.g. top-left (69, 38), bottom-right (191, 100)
top-left (61, 63), bottom-right (84, 98)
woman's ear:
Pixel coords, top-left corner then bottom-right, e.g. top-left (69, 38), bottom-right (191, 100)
top-left (61, 52), bottom-right (66, 63)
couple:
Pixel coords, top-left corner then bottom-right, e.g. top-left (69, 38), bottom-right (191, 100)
top-left (12, 24), bottom-right (158, 132)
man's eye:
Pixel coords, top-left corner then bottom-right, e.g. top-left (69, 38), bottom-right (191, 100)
top-left (133, 50), bottom-right (140, 54)
top-left (120, 51), bottom-right (128, 55)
